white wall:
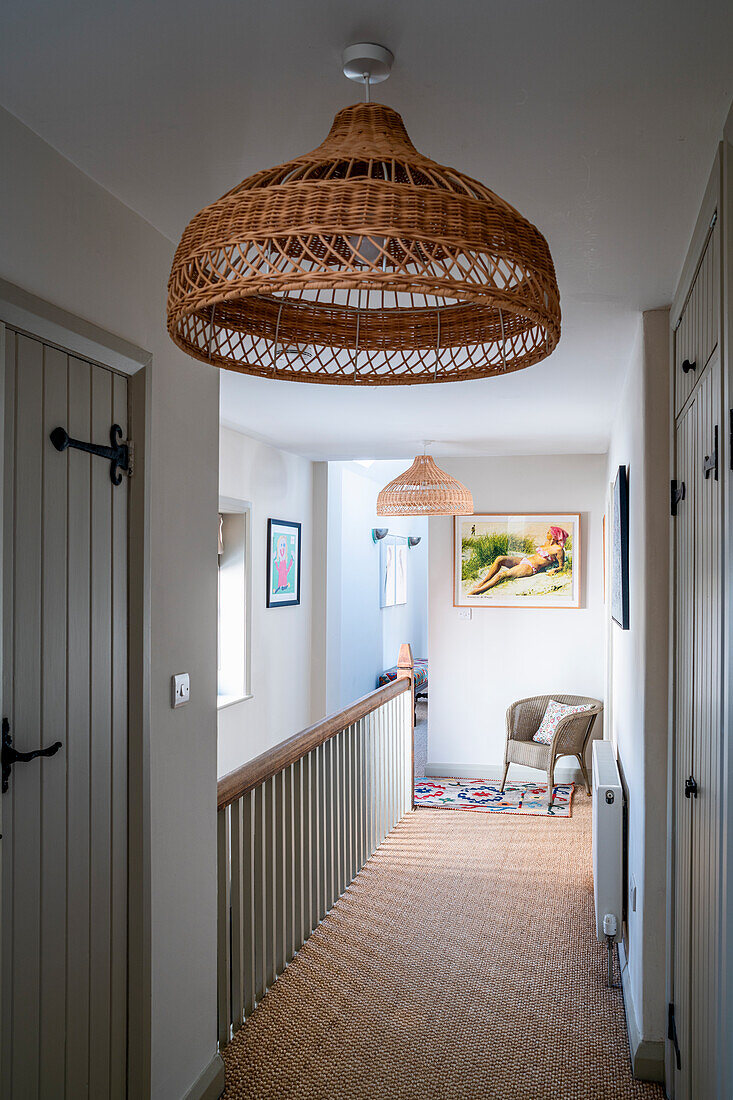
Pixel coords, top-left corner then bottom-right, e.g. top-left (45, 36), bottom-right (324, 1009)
top-left (0, 106), bottom-right (220, 1099)
top-left (428, 454), bottom-right (606, 777)
top-left (326, 462), bottom-right (428, 711)
top-left (337, 465), bottom-right (383, 708)
top-left (218, 426), bottom-right (315, 776)
top-left (606, 310), bottom-right (669, 1062)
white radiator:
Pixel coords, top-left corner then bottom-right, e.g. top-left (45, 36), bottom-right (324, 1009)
top-left (592, 740), bottom-right (623, 943)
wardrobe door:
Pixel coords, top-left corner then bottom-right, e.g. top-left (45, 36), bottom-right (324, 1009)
top-left (672, 395), bottom-right (696, 1100)
top-left (674, 224), bottom-right (719, 416)
top-left (689, 354), bottom-right (722, 1098)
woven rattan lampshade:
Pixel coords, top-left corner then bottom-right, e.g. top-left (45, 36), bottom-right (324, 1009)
top-left (376, 455), bottom-right (473, 516)
top-left (168, 102), bottom-right (560, 385)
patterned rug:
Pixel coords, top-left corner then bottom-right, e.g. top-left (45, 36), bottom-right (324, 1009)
top-left (414, 778), bottom-right (575, 817)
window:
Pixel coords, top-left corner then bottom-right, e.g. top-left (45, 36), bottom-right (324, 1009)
top-left (217, 499), bottom-right (252, 707)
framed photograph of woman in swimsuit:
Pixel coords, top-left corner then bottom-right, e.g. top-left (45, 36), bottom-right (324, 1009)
top-left (267, 518), bottom-right (301, 608)
top-left (454, 514), bottom-right (581, 609)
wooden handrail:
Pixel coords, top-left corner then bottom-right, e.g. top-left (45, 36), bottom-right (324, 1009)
top-left (217, 677), bottom-right (410, 811)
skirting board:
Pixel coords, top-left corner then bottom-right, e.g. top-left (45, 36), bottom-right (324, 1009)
top-left (618, 941), bottom-right (665, 1083)
top-left (182, 1053), bottom-right (226, 1100)
top-left (424, 762), bottom-right (585, 785)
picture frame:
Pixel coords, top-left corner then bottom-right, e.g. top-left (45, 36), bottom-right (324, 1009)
top-left (379, 533), bottom-right (408, 608)
top-left (611, 466), bottom-right (629, 629)
top-left (454, 513), bottom-right (581, 609)
top-left (267, 518), bottom-right (301, 608)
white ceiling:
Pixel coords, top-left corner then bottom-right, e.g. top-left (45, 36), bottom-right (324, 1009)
top-left (1, 0), bottom-right (731, 459)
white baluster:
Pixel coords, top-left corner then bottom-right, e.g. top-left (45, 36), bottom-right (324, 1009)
top-left (217, 808), bottom-right (231, 1047)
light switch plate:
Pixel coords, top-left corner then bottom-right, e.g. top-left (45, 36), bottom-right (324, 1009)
top-left (171, 672), bottom-right (190, 708)
top-left (457, 608), bottom-right (472, 620)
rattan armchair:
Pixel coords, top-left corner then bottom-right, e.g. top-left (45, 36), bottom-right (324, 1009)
top-left (500, 694), bottom-right (603, 798)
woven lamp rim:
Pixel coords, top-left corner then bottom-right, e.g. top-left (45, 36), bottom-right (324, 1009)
top-left (168, 283), bottom-right (553, 360)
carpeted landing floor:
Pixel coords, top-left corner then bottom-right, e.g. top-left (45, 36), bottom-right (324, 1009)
top-left (222, 797), bottom-right (664, 1099)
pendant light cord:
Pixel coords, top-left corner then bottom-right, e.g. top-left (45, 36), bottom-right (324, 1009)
top-left (363, 73), bottom-right (371, 103)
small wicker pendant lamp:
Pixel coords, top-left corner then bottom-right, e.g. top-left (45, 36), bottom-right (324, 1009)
top-left (167, 44), bottom-right (560, 385)
top-left (376, 453), bottom-right (473, 516)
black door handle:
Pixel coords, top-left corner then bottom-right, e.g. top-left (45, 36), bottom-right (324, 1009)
top-left (681, 359), bottom-right (697, 374)
top-left (684, 775), bottom-right (698, 799)
top-left (2, 717), bottom-right (62, 793)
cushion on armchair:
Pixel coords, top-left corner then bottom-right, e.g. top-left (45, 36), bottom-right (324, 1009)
top-left (532, 699), bottom-right (595, 745)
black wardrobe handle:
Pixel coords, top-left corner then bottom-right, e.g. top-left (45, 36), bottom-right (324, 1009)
top-left (684, 776), bottom-right (698, 799)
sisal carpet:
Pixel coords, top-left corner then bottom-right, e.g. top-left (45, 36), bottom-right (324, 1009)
top-left (222, 798), bottom-right (663, 1099)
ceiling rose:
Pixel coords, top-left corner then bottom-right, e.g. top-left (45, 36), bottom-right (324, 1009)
top-left (167, 43), bottom-right (560, 385)
top-left (376, 455), bottom-right (473, 516)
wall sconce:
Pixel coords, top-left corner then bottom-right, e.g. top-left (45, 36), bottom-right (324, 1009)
top-left (372, 528), bottom-right (389, 543)
top-left (408, 536), bottom-right (422, 548)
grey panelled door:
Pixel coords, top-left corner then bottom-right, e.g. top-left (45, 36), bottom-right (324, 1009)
top-left (672, 394), bottom-right (695, 1100)
top-left (688, 356), bottom-right (721, 1098)
top-left (672, 353), bottom-right (722, 1100)
top-left (1, 328), bottom-right (128, 1098)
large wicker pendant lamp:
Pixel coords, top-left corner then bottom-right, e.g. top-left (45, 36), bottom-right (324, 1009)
top-left (376, 453), bottom-right (473, 516)
top-left (167, 44), bottom-right (560, 385)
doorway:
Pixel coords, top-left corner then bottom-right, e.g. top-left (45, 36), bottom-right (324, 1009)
top-left (325, 459), bottom-right (429, 777)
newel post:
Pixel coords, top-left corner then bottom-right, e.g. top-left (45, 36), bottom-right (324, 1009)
top-left (396, 643), bottom-right (415, 808)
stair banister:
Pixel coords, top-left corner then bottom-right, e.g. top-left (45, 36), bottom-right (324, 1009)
top-left (216, 646), bottom-right (415, 1048)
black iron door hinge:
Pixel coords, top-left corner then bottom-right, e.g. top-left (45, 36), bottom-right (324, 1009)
top-left (50, 424), bottom-right (132, 485)
top-left (703, 426), bottom-right (718, 481)
top-left (671, 480), bottom-right (685, 516)
top-left (668, 1002), bottom-right (681, 1070)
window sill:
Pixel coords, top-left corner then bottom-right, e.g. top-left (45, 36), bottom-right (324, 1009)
top-left (217, 692), bottom-right (254, 711)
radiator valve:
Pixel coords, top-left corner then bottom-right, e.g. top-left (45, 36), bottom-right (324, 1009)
top-left (603, 914), bottom-right (620, 989)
